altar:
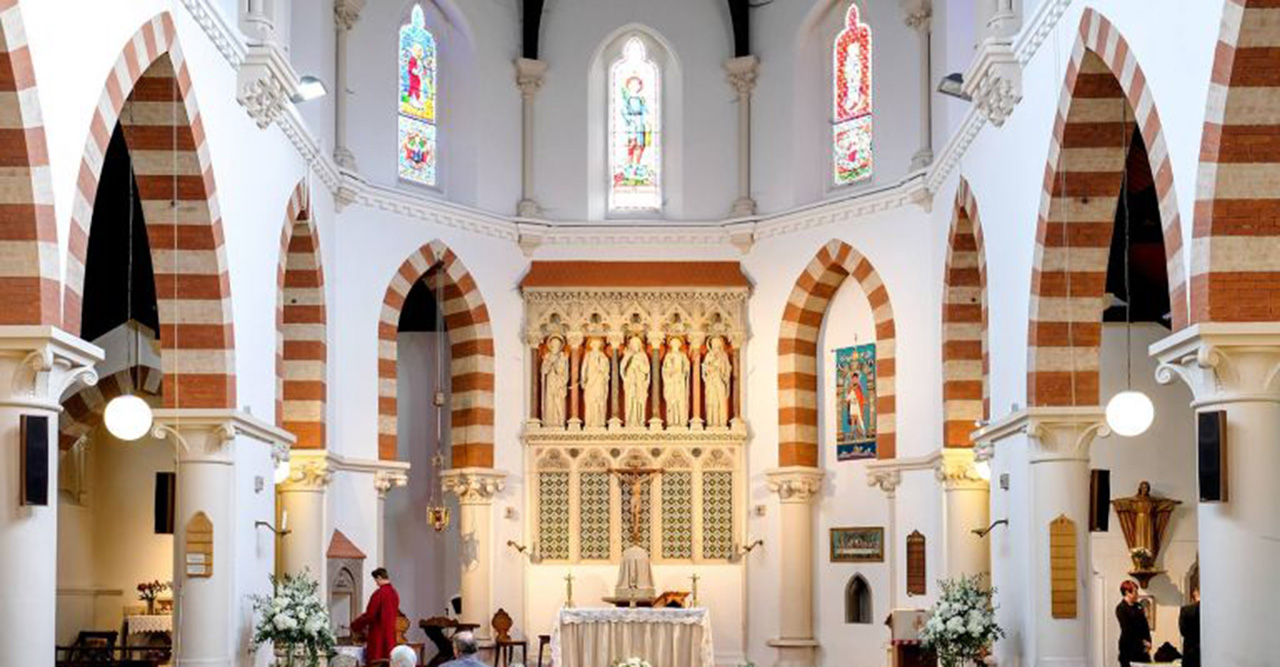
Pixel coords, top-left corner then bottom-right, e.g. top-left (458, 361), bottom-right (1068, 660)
top-left (551, 607), bottom-right (714, 667)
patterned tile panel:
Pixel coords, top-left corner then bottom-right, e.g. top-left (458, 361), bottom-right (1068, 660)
top-left (539, 472), bottom-right (570, 560)
top-left (580, 472), bottom-right (612, 560)
top-left (662, 472), bottom-right (693, 559)
top-left (702, 471), bottom-right (734, 559)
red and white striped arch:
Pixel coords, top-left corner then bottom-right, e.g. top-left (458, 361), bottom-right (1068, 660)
top-left (1026, 9), bottom-right (1188, 407)
top-left (1193, 0), bottom-right (1280, 322)
top-left (62, 13), bottom-right (236, 409)
top-left (277, 181), bottom-right (326, 449)
top-left (777, 239), bottom-right (897, 466)
top-left (942, 180), bottom-right (988, 447)
top-left (59, 364), bottom-right (163, 450)
top-left (378, 241), bottom-right (494, 466)
top-left (0, 0), bottom-right (59, 326)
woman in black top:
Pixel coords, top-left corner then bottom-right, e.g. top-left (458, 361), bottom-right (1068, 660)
top-left (1116, 580), bottom-right (1152, 667)
top-left (1179, 588), bottom-right (1200, 667)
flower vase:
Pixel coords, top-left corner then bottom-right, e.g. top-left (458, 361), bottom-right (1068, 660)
top-left (145, 599), bottom-right (155, 615)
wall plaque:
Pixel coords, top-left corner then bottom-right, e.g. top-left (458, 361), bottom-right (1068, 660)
top-left (1049, 515), bottom-right (1077, 619)
top-left (906, 530), bottom-right (926, 596)
top-left (185, 512), bottom-right (213, 578)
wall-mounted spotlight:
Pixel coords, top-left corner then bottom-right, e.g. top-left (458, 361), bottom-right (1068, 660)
top-left (937, 73), bottom-right (971, 101)
top-left (291, 75), bottom-right (328, 104)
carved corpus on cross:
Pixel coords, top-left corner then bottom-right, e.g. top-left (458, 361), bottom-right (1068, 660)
top-left (609, 460), bottom-right (664, 544)
top-left (564, 572), bottom-right (575, 608)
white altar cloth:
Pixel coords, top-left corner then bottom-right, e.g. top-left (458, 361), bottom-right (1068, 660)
top-left (551, 607), bottom-right (714, 667)
top-left (124, 614), bottom-right (172, 636)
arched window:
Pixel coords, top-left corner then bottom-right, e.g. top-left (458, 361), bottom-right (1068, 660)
top-left (832, 3), bottom-right (872, 185)
top-left (609, 36), bottom-right (661, 211)
top-left (845, 574), bottom-right (873, 624)
top-left (398, 4), bottom-right (438, 186)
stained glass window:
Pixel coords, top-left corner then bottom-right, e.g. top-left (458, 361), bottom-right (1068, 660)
top-left (609, 37), bottom-right (661, 211)
top-left (832, 3), bottom-right (872, 185)
top-left (398, 5), bottom-right (438, 186)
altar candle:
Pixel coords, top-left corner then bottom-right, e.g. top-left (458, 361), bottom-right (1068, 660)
top-left (281, 510), bottom-right (288, 533)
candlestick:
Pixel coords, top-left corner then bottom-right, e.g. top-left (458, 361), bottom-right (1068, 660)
top-left (565, 572), bottom-right (575, 608)
top-left (691, 573), bottom-right (700, 608)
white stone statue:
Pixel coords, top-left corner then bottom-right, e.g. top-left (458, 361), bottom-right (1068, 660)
top-left (581, 337), bottom-right (610, 428)
top-left (540, 335), bottom-right (569, 427)
top-left (621, 335), bottom-right (650, 428)
top-left (702, 336), bottom-right (732, 428)
top-left (662, 338), bottom-right (690, 427)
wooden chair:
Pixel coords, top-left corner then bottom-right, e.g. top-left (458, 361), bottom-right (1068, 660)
top-left (490, 608), bottom-right (527, 667)
top-left (61, 631), bottom-right (118, 664)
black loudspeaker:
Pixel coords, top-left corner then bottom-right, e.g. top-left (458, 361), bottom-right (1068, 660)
top-left (1089, 469), bottom-right (1110, 532)
top-left (155, 472), bottom-right (176, 534)
top-left (1198, 410), bottom-right (1227, 502)
top-left (20, 414), bottom-right (49, 506)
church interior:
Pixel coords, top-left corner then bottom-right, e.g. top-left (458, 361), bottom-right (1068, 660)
top-left (1, 0), bottom-right (1275, 666)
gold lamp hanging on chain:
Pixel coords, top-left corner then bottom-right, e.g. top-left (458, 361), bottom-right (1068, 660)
top-left (424, 268), bottom-right (451, 532)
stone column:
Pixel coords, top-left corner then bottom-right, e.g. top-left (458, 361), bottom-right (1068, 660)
top-left (442, 468), bottom-right (506, 639)
top-left (241, 0), bottom-right (278, 44)
top-left (900, 0), bottom-right (933, 171)
top-left (278, 451), bottom-right (332, 590)
top-left (526, 335), bottom-right (542, 429)
top-left (152, 409), bottom-right (295, 667)
top-left (766, 467), bottom-right (824, 667)
top-left (567, 333), bottom-right (583, 431)
top-left (515, 58), bottom-right (547, 217)
top-left (373, 468), bottom-right (408, 567)
top-left (608, 335), bottom-right (623, 430)
top-left (978, 0), bottom-right (1020, 41)
top-left (690, 333), bottom-right (705, 430)
top-left (867, 469), bottom-right (901, 667)
top-left (1153, 324), bottom-right (1280, 666)
top-left (934, 449), bottom-right (990, 578)
top-left (647, 332), bottom-right (664, 431)
top-left (724, 56), bottom-right (758, 217)
top-left (730, 336), bottom-right (744, 431)
top-left (0, 328), bottom-right (100, 667)
top-left (333, 0), bottom-right (365, 170)
top-left (973, 407), bottom-right (1108, 667)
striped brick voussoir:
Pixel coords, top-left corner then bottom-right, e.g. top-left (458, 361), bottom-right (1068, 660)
top-left (61, 13), bottom-right (235, 410)
top-left (378, 241), bottom-right (494, 466)
top-left (59, 364), bottom-right (163, 450)
top-left (1193, 0), bottom-right (1280, 322)
top-left (942, 180), bottom-right (988, 448)
top-left (777, 239), bottom-right (897, 466)
top-left (277, 181), bottom-right (326, 449)
top-left (0, 0), bottom-right (60, 325)
top-left (1026, 9), bottom-right (1188, 407)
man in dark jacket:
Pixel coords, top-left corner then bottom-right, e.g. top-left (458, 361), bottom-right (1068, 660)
top-left (1116, 580), bottom-right (1152, 667)
top-left (1180, 588), bottom-right (1201, 667)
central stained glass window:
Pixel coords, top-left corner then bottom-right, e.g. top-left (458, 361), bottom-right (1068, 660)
top-left (609, 37), bottom-right (662, 211)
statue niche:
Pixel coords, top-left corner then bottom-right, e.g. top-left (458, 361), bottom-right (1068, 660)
top-left (1112, 481), bottom-right (1182, 589)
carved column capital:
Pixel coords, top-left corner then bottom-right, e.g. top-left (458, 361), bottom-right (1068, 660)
top-left (767, 466), bottom-right (824, 503)
top-left (0, 327), bottom-right (102, 406)
top-left (515, 58), bottom-right (548, 100)
top-left (151, 409), bottom-right (296, 463)
top-left (723, 55), bottom-right (759, 98)
top-left (962, 38), bottom-right (1021, 127)
top-left (374, 469), bottom-right (409, 499)
top-left (442, 468), bottom-right (507, 505)
top-left (1152, 324), bottom-right (1280, 407)
top-left (334, 0), bottom-right (366, 31)
top-left (899, 0), bottom-right (933, 31)
top-left (867, 469), bottom-right (902, 497)
top-left (934, 448), bottom-right (988, 491)
top-left (282, 452), bottom-right (333, 491)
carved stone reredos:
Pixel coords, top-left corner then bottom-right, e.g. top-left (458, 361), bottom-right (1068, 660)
top-left (522, 288), bottom-right (749, 346)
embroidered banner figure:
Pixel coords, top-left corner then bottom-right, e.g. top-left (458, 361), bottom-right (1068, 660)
top-left (836, 342), bottom-right (877, 460)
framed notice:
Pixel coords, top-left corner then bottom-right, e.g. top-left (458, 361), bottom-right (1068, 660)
top-left (830, 526), bottom-right (884, 563)
top-left (185, 512), bottom-right (213, 578)
top-left (906, 530), bottom-right (927, 596)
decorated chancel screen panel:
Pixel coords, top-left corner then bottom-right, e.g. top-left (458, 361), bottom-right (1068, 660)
top-left (520, 261), bottom-right (750, 565)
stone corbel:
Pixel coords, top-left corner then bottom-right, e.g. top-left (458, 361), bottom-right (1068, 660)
top-left (335, 170), bottom-right (367, 211)
top-left (442, 468), bottom-right (507, 505)
top-left (283, 451), bottom-right (334, 491)
top-left (934, 448), bottom-right (987, 491)
top-left (722, 221), bottom-right (755, 255)
top-left (515, 221), bottom-right (550, 257)
top-left (1152, 323), bottom-right (1280, 403)
top-left (962, 38), bottom-right (1021, 127)
top-left (767, 466), bottom-right (824, 503)
top-left (5, 328), bottom-right (103, 403)
top-left (237, 41), bottom-right (301, 129)
top-left (867, 469), bottom-right (902, 497)
top-left (374, 469), bottom-right (409, 499)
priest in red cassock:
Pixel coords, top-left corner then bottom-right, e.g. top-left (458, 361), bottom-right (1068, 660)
top-left (351, 567), bottom-right (401, 664)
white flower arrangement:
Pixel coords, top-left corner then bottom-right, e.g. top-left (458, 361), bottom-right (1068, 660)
top-left (613, 658), bottom-right (652, 667)
top-left (251, 571), bottom-right (337, 667)
top-left (920, 575), bottom-right (1005, 667)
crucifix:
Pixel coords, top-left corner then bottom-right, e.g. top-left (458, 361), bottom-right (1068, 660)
top-left (608, 461), bottom-right (664, 545)
top-left (564, 572), bottom-right (575, 608)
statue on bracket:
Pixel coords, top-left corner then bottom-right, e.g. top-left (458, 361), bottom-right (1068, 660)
top-left (581, 338), bottom-right (610, 429)
top-left (541, 335), bottom-right (569, 428)
top-left (1112, 481), bottom-right (1182, 588)
top-left (702, 336), bottom-right (732, 428)
top-left (621, 335), bottom-right (650, 428)
top-left (662, 337), bottom-right (691, 427)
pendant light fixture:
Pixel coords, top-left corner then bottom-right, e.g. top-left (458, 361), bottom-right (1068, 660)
top-left (425, 270), bottom-right (451, 532)
top-left (104, 122), bottom-right (154, 442)
top-left (1105, 122), bottom-right (1154, 438)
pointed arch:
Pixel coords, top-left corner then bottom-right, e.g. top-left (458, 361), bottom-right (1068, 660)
top-left (0, 0), bottom-right (60, 325)
top-left (1192, 0), bottom-right (1280, 321)
top-left (62, 13), bottom-right (235, 409)
top-left (1026, 10), bottom-right (1188, 407)
top-left (778, 240), bottom-right (897, 466)
top-left (276, 181), bottom-right (326, 449)
top-left (378, 241), bottom-right (494, 465)
top-left (942, 180), bottom-right (988, 447)
top-left (844, 573), bottom-right (873, 623)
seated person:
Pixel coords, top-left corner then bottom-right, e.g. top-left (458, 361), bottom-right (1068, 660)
top-left (390, 645), bottom-right (418, 667)
top-left (441, 631), bottom-right (485, 667)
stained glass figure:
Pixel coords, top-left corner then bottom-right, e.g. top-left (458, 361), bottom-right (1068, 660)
top-left (832, 3), bottom-right (873, 185)
top-left (609, 37), bottom-right (661, 211)
top-left (398, 5), bottom-right (438, 186)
